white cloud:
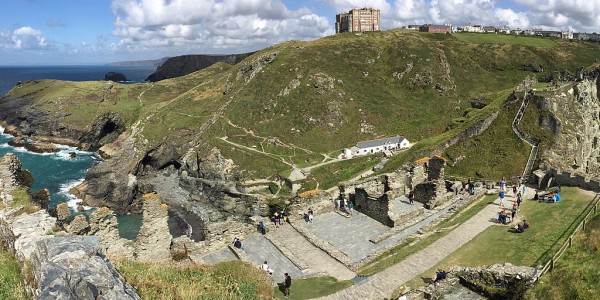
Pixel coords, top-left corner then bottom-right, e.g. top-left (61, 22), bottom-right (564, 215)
top-left (323, 0), bottom-right (600, 32)
top-left (0, 26), bottom-right (51, 50)
top-left (110, 0), bottom-right (333, 54)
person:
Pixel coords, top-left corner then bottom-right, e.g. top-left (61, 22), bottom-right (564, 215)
top-left (408, 191), bottom-right (414, 205)
top-left (523, 219), bottom-right (530, 229)
top-left (261, 261), bottom-right (273, 276)
top-left (511, 205), bottom-right (517, 221)
top-left (498, 210), bottom-right (507, 224)
top-left (516, 223), bottom-right (525, 233)
top-left (273, 212), bottom-right (280, 228)
top-left (534, 192), bottom-right (539, 201)
top-left (512, 185), bottom-right (517, 197)
top-left (284, 273), bottom-right (292, 298)
top-left (434, 269), bottom-right (447, 286)
top-left (522, 184), bottom-right (526, 195)
top-left (336, 197), bottom-right (341, 211)
top-left (555, 185), bottom-right (561, 194)
top-left (347, 200), bottom-right (354, 216)
top-left (501, 176), bottom-right (507, 193)
top-left (258, 221), bottom-right (267, 235)
top-left (279, 210), bottom-right (285, 225)
top-left (499, 190), bottom-right (505, 207)
top-left (516, 192), bottom-right (522, 208)
top-left (233, 237), bottom-right (243, 250)
top-left (307, 208), bottom-right (314, 223)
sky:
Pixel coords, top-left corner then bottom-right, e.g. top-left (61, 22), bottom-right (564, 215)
top-left (1, 0), bottom-right (599, 65)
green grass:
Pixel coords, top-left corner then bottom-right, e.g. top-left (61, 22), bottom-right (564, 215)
top-left (308, 156), bottom-right (378, 190)
top-left (453, 33), bottom-right (558, 47)
top-left (0, 249), bottom-right (29, 300)
top-left (273, 276), bottom-right (353, 300)
top-left (525, 214), bottom-right (600, 300)
top-left (444, 97), bottom-right (530, 181)
top-left (4, 29), bottom-right (600, 185)
top-left (116, 260), bottom-right (275, 300)
top-left (433, 187), bottom-right (596, 268)
top-left (358, 194), bottom-right (495, 276)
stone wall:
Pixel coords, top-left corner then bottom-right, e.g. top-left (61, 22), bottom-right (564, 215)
top-left (413, 180), bottom-right (449, 209)
top-left (540, 168), bottom-right (600, 191)
top-left (135, 192), bottom-right (173, 261)
top-left (354, 188), bottom-right (394, 227)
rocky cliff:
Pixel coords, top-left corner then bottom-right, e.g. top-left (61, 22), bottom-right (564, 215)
top-left (538, 76), bottom-right (600, 177)
top-left (145, 52), bottom-right (254, 82)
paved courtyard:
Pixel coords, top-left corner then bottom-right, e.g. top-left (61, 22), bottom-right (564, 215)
top-left (304, 203), bottom-right (455, 263)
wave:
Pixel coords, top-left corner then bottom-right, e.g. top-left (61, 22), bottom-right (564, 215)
top-left (58, 178), bottom-right (92, 211)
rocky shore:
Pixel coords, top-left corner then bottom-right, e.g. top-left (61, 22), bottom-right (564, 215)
top-left (0, 153), bottom-right (140, 299)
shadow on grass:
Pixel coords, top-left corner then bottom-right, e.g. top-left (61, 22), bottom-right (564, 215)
top-left (276, 282), bottom-right (286, 297)
top-left (421, 277), bottom-right (434, 285)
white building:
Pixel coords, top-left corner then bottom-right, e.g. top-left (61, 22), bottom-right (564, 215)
top-left (343, 136), bottom-right (410, 158)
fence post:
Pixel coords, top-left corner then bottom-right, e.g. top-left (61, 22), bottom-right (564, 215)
top-left (550, 258), bottom-right (555, 271)
top-left (583, 219), bottom-right (586, 231)
top-left (568, 236), bottom-right (572, 248)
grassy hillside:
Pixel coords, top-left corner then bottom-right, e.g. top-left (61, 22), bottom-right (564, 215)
top-left (5, 30), bottom-right (600, 188)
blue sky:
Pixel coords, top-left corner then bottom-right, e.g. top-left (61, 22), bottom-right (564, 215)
top-left (1, 0), bottom-right (598, 65)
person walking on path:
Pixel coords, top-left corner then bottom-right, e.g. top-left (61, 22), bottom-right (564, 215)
top-left (408, 191), bottom-right (414, 205)
top-left (499, 190), bottom-right (505, 207)
top-left (347, 200), bottom-right (354, 216)
top-left (284, 273), bottom-right (292, 298)
top-left (501, 176), bottom-right (507, 193)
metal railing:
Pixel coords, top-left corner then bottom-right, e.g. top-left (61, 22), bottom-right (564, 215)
top-left (538, 193), bottom-right (600, 277)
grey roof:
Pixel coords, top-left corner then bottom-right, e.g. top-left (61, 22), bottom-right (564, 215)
top-left (356, 136), bottom-right (405, 149)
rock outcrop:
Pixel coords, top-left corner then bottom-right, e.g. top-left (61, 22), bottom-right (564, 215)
top-left (31, 236), bottom-right (140, 300)
top-left (539, 78), bottom-right (600, 177)
top-left (146, 53), bottom-right (254, 82)
top-left (104, 72), bottom-right (127, 82)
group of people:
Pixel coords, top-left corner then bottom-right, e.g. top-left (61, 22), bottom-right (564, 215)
top-left (272, 210), bottom-right (289, 228)
top-left (336, 196), bottom-right (354, 216)
top-left (514, 219), bottom-right (531, 233)
top-left (261, 261), bottom-right (292, 298)
top-left (534, 186), bottom-right (561, 203)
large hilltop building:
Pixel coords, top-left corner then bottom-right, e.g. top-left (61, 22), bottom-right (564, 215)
top-left (335, 8), bottom-right (380, 34)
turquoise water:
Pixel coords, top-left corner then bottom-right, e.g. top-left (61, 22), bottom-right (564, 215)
top-left (0, 127), bottom-right (99, 210)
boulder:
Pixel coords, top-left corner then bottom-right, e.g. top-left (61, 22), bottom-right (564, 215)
top-left (31, 189), bottom-right (51, 209)
top-left (104, 72), bottom-right (127, 82)
top-left (55, 203), bottom-right (71, 222)
top-left (31, 236), bottom-right (140, 300)
top-left (67, 214), bottom-right (89, 235)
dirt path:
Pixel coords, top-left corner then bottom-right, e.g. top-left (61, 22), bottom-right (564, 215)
top-left (320, 189), bottom-right (534, 300)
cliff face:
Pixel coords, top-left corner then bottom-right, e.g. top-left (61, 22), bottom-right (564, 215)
top-left (539, 78), bottom-right (600, 176)
top-left (146, 53), bottom-right (254, 82)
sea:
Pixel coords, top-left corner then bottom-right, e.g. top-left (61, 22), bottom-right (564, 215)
top-left (0, 65), bottom-right (155, 239)
top-left (0, 65), bottom-right (156, 96)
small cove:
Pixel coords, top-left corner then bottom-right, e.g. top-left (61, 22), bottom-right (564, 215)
top-left (0, 126), bottom-right (145, 241)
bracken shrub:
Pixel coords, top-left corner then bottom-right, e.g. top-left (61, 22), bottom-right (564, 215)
top-left (116, 260), bottom-right (274, 300)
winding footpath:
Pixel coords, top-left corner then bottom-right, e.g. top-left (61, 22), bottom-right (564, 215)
top-left (321, 188), bottom-right (535, 300)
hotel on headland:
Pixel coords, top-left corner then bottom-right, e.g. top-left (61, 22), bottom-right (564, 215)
top-left (335, 8), bottom-right (380, 34)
